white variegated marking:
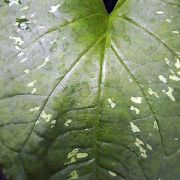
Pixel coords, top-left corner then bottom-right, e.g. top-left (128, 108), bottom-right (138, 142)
top-left (35, 120), bottom-right (40, 125)
top-left (146, 144), bottom-right (152, 150)
top-left (18, 51), bottom-right (24, 57)
top-left (41, 111), bottom-right (52, 122)
top-left (24, 69), bottom-right (30, 74)
top-left (64, 119), bottom-right (72, 127)
top-left (148, 88), bottom-right (159, 98)
top-left (65, 148), bottom-right (79, 165)
top-left (30, 13), bottom-right (36, 18)
top-left (8, 0), bottom-right (20, 6)
top-left (172, 31), bottom-right (179, 34)
top-left (164, 87), bottom-right (175, 101)
top-left (108, 98), bottom-right (116, 108)
top-left (20, 6), bottom-right (29, 11)
top-left (135, 138), bottom-right (147, 158)
top-left (169, 69), bottom-right (174, 74)
top-left (68, 171), bottom-right (78, 180)
top-left (51, 120), bottom-right (56, 125)
top-left (48, 4), bottom-right (60, 14)
top-left (27, 80), bottom-right (36, 87)
top-left (29, 106), bottom-right (40, 112)
top-left (130, 106), bottom-right (140, 114)
top-left (36, 57), bottom-right (50, 69)
top-left (109, 171), bottom-right (116, 177)
top-left (158, 75), bottom-right (167, 83)
top-left (130, 122), bottom-right (140, 132)
top-left (169, 75), bottom-right (180, 81)
top-left (37, 26), bottom-right (45, 30)
top-left (166, 19), bottom-right (172, 23)
top-left (154, 121), bottom-right (159, 130)
top-left (175, 59), bottom-right (180, 69)
top-left (20, 57), bottom-right (28, 63)
top-left (15, 45), bottom-right (21, 50)
top-left (131, 97), bottom-right (142, 104)
top-left (31, 88), bottom-right (37, 94)
top-left (50, 120), bottom-right (56, 128)
top-left (176, 52), bottom-right (180, 57)
top-left (10, 36), bottom-right (24, 46)
top-left (165, 58), bottom-right (169, 65)
top-left (156, 11), bottom-right (164, 15)
top-left (76, 152), bottom-right (88, 159)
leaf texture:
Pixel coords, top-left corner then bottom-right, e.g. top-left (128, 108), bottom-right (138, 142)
top-left (0, 0), bottom-right (180, 179)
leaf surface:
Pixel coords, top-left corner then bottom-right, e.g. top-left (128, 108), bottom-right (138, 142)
top-left (0, 0), bottom-right (180, 179)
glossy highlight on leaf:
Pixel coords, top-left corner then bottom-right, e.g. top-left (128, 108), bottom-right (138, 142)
top-left (0, 0), bottom-right (180, 179)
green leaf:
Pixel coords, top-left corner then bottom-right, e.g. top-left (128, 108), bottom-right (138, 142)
top-left (0, 0), bottom-right (180, 179)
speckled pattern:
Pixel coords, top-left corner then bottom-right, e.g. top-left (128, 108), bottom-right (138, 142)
top-left (0, 0), bottom-right (180, 179)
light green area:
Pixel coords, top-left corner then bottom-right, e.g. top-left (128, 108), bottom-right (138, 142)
top-left (0, 0), bottom-right (179, 179)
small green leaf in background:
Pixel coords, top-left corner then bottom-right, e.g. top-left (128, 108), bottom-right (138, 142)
top-left (0, 0), bottom-right (179, 179)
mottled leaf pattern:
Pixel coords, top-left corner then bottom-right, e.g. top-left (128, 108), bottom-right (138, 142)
top-left (0, 0), bottom-right (180, 179)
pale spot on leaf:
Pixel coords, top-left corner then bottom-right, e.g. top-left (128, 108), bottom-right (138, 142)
top-left (169, 69), bottom-right (174, 74)
top-left (136, 138), bottom-right (144, 145)
top-left (31, 88), bottom-right (37, 94)
top-left (51, 120), bottom-right (56, 125)
top-left (172, 31), bottom-right (179, 34)
top-left (68, 171), bottom-right (78, 180)
top-left (154, 121), bottom-right (159, 130)
top-left (131, 97), bottom-right (142, 104)
top-left (156, 11), bottom-right (164, 15)
top-left (18, 51), bottom-right (24, 57)
top-left (148, 88), bottom-right (159, 98)
top-left (37, 26), bottom-right (45, 30)
top-left (40, 111), bottom-right (52, 122)
top-left (8, 0), bottom-right (21, 6)
top-left (50, 120), bottom-right (56, 128)
top-left (15, 46), bottom-right (21, 50)
top-left (64, 119), bottom-right (72, 126)
top-left (35, 120), bottom-right (40, 125)
top-left (76, 153), bottom-right (88, 159)
top-left (20, 6), bottom-right (29, 11)
top-left (30, 13), bottom-right (36, 18)
top-left (65, 148), bottom-right (79, 165)
top-left (48, 4), bottom-right (60, 14)
top-left (158, 75), bottom-right (167, 83)
top-left (176, 52), bottom-right (180, 57)
top-left (20, 57), bottom-right (28, 63)
top-left (108, 98), bottom-right (116, 108)
top-left (146, 143), bottom-right (152, 150)
top-left (36, 57), bottom-right (50, 69)
top-left (10, 36), bottom-right (24, 46)
top-left (163, 87), bottom-right (175, 102)
top-left (130, 122), bottom-right (140, 132)
top-left (109, 171), bottom-right (116, 177)
top-left (165, 57), bottom-right (169, 65)
top-left (29, 106), bottom-right (40, 112)
top-left (27, 80), bottom-right (36, 87)
top-left (169, 75), bottom-right (180, 81)
top-left (166, 19), bottom-right (172, 23)
top-left (175, 59), bottom-right (180, 69)
top-left (135, 138), bottom-right (147, 158)
top-left (130, 106), bottom-right (140, 114)
top-left (24, 69), bottom-right (30, 74)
